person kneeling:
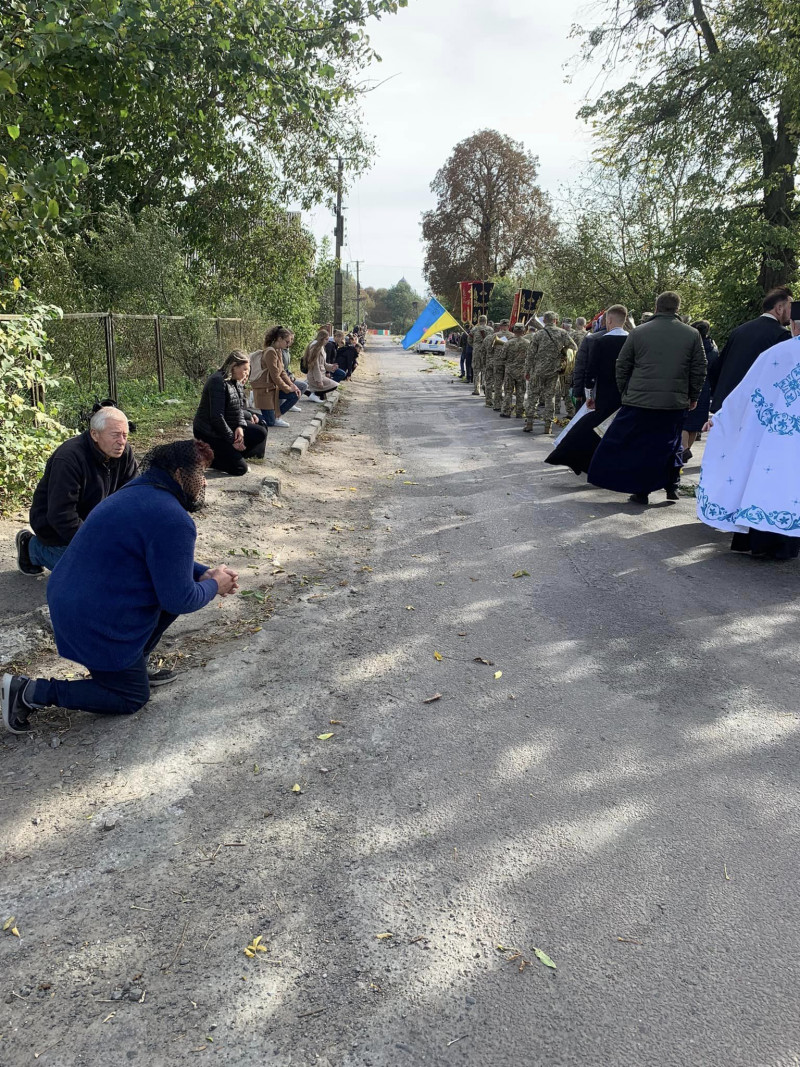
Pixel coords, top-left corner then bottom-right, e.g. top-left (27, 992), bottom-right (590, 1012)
top-left (2, 440), bottom-right (238, 734)
top-left (193, 351), bottom-right (268, 475)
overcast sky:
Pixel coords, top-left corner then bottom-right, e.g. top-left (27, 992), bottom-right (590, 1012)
top-left (304, 0), bottom-right (598, 295)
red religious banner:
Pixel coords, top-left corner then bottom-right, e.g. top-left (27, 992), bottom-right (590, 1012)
top-left (510, 290), bottom-right (522, 327)
top-left (459, 281), bottom-right (474, 325)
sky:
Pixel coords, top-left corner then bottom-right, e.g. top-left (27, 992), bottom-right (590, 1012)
top-left (303, 0), bottom-right (599, 296)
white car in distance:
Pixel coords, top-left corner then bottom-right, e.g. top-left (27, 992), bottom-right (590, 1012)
top-left (417, 333), bottom-right (446, 354)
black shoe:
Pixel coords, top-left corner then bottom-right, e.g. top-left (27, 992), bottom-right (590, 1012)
top-left (147, 667), bottom-right (177, 687)
top-left (500, 413), bottom-right (511, 418)
top-left (628, 493), bottom-right (649, 505)
top-left (682, 449), bottom-right (693, 463)
top-left (2, 673), bottom-right (34, 734)
top-left (15, 530), bottom-right (43, 576)
top-left (665, 487), bottom-right (680, 501)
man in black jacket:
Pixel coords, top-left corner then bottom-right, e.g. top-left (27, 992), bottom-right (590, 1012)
top-left (16, 407), bottom-right (138, 576)
top-left (709, 287), bottom-right (792, 411)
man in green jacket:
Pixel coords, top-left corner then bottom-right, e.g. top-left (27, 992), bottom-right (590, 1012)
top-left (587, 291), bottom-right (707, 505)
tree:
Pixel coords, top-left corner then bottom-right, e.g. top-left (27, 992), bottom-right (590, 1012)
top-left (385, 279), bottom-right (425, 333)
top-left (0, 0), bottom-right (407, 273)
top-left (576, 0), bottom-right (800, 295)
top-left (421, 130), bottom-right (556, 303)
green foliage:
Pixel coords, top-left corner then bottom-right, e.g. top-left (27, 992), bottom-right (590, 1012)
top-left (487, 277), bottom-right (517, 322)
top-left (0, 297), bottom-right (71, 514)
top-left (576, 0), bottom-right (800, 294)
top-left (0, 0), bottom-right (407, 224)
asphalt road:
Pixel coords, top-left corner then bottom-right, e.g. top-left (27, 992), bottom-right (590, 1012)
top-left (3, 338), bottom-right (800, 1066)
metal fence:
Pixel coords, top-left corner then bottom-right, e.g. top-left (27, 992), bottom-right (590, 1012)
top-left (1, 311), bottom-right (273, 406)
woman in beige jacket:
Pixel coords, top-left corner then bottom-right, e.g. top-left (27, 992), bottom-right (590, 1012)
top-left (250, 326), bottom-right (301, 427)
top-left (303, 328), bottom-right (341, 401)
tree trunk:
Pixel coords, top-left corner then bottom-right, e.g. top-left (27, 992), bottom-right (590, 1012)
top-left (758, 107), bottom-right (798, 292)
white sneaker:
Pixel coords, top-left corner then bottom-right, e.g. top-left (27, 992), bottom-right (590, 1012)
top-left (274, 418), bottom-right (290, 427)
top-left (306, 394), bottom-right (324, 404)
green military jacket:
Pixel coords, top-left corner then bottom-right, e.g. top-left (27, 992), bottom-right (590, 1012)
top-left (525, 325), bottom-right (576, 379)
top-left (486, 330), bottom-right (513, 368)
top-left (503, 336), bottom-right (530, 375)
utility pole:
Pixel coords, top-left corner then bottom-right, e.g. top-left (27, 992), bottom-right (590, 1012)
top-left (352, 260), bottom-right (363, 326)
top-left (333, 157), bottom-right (344, 331)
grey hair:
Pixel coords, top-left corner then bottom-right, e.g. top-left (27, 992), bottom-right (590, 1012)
top-left (90, 406), bottom-right (128, 432)
top-left (543, 311), bottom-right (558, 325)
top-left (575, 317), bottom-right (587, 328)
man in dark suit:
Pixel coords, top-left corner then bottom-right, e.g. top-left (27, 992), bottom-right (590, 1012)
top-left (709, 287), bottom-right (792, 411)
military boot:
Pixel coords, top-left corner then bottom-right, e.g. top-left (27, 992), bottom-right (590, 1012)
top-left (523, 420), bottom-right (533, 432)
top-left (543, 422), bottom-right (551, 435)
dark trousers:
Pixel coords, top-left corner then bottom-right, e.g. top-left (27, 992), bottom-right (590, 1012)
top-left (198, 423), bottom-right (267, 475)
top-left (464, 349), bottom-right (473, 382)
top-left (30, 611), bottom-right (177, 715)
top-left (280, 391), bottom-right (299, 414)
top-left (330, 368), bottom-right (347, 382)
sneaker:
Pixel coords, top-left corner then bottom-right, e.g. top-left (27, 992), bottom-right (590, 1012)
top-left (15, 530), bottom-right (43, 576)
top-left (307, 394), bottom-right (324, 404)
top-left (273, 418), bottom-right (290, 428)
top-left (147, 667), bottom-right (177, 687)
top-left (2, 673), bottom-right (34, 734)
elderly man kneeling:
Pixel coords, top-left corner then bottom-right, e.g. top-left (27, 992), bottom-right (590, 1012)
top-left (2, 440), bottom-right (238, 733)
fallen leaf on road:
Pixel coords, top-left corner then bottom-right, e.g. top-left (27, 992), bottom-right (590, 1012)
top-left (394, 468), bottom-right (406, 473)
top-left (436, 581), bottom-right (445, 586)
top-left (291, 784), bottom-right (302, 794)
top-left (494, 671), bottom-right (503, 680)
top-left (423, 693), bottom-right (442, 704)
top-left (534, 948), bottom-right (556, 969)
top-left (375, 932), bottom-right (393, 940)
top-left (253, 763), bottom-right (260, 775)
top-left (457, 631), bottom-right (467, 636)
top-left (330, 719), bottom-right (343, 725)
top-left (317, 733), bottom-right (334, 741)
top-left (512, 570), bottom-right (530, 578)
top-left (406, 605), bottom-right (415, 611)
top-left (3, 916), bottom-right (16, 932)
top-left (473, 657), bottom-right (494, 666)
top-left (433, 650), bottom-right (443, 661)
top-left (403, 481), bottom-right (419, 485)
top-left (617, 937), bottom-right (643, 945)
top-left (244, 935), bottom-right (267, 958)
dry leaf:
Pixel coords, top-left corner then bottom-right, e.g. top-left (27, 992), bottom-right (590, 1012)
top-left (253, 763), bottom-right (260, 775)
top-left (423, 693), bottom-right (442, 704)
top-left (375, 932), bottom-right (393, 940)
top-left (330, 719), bottom-right (343, 725)
top-left (494, 670), bottom-right (502, 680)
top-left (3, 916), bottom-right (16, 932)
top-left (406, 605), bottom-right (415, 611)
top-left (317, 732), bottom-right (334, 740)
top-left (534, 948), bottom-right (556, 969)
top-left (512, 570), bottom-right (530, 578)
top-left (291, 783), bottom-right (302, 794)
top-left (473, 657), bottom-right (494, 666)
top-left (433, 650), bottom-right (443, 661)
top-left (244, 934), bottom-right (268, 957)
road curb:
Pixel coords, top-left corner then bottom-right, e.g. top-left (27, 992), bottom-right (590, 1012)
top-left (289, 390), bottom-right (341, 458)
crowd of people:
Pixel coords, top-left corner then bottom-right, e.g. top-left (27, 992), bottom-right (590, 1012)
top-left (2, 323), bottom-right (366, 734)
top-left (457, 287), bottom-right (800, 553)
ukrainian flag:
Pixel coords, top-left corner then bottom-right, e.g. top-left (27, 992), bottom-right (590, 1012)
top-left (401, 298), bottom-right (460, 350)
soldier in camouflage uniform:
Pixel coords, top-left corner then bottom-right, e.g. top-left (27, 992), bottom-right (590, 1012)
top-left (569, 317), bottom-right (588, 348)
top-left (485, 320), bottom-right (512, 409)
top-left (469, 316), bottom-right (492, 396)
top-left (499, 323), bottom-right (529, 418)
top-left (523, 312), bottom-right (577, 434)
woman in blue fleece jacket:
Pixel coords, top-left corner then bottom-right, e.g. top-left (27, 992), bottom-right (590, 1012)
top-left (2, 440), bottom-right (239, 733)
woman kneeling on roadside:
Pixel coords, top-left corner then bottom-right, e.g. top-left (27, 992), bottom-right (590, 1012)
top-left (193, 351), bottom-right (268, 476)
top-left (250, 326), bottom-right (302, 429)
top-left (303, 328), bottom-right (341, 403)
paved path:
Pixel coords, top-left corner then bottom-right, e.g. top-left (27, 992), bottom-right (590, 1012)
top-left (4, 339), bottom-right (800, 1066)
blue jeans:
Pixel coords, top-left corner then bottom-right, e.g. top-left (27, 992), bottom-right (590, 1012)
top-left (29, 538), bottom-right (68, 571)
top-left (280, 391), bottom-right (299, 414)
top-left (29, 611), bottom-right (177, 715)
top-left (330, 368), bottom-right (347, 382)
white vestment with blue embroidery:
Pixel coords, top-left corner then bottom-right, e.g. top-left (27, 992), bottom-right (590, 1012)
top-left (698, 335), bottom-right (800, 535)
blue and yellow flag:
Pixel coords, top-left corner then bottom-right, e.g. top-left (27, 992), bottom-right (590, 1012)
top-left (401, 299), bottom-right (460, 350)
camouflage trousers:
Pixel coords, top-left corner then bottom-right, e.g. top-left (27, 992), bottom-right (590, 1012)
top-left (486, 361), bottom-right (505, 409)
top-left (525, 369), bottom-right (561, 425)
top-left (471, 352), bottom-right (485, 395)
top-left (502, 368), bottom-right (526, 417)
top-left (557, 372), bottom-right (575, 417)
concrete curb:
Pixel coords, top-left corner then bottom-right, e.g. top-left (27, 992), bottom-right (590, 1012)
top-left (289, 390), bottom-right (341, 458)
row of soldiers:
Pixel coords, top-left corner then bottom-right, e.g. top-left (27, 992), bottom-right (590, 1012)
top-left (468, 313), bottom-right (589, 433)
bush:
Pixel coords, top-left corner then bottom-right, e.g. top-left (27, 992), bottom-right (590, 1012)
top-left (0, 301), bottom-right (72, 515)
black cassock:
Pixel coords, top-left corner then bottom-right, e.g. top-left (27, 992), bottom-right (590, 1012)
top-left (545, 333), bottom-right (626, 476)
